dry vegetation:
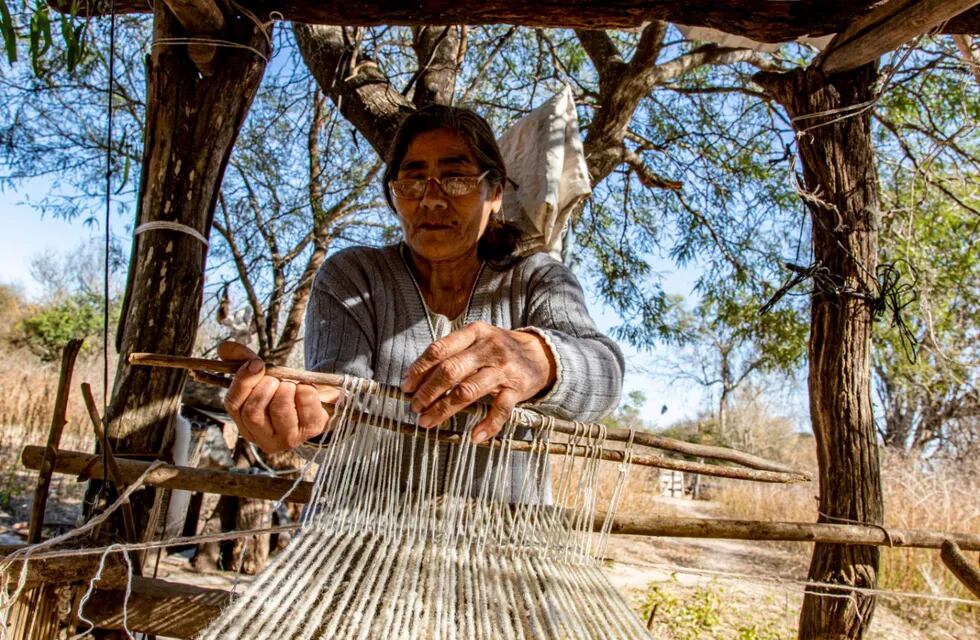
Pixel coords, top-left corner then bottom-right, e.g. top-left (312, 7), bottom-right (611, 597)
top-left (714, 439), bottom-right (979, 634)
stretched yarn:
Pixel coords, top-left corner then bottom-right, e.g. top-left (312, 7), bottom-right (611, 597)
top-left (199, 377), bottom-right (652, 639)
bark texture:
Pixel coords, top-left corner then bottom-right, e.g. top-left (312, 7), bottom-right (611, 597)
top-left (755, 64), bottom-right (883, 640)
top-left (108, 1), bottom-right (270, 529)
top-left (58, 0), bottom-right (980, 41)
top-left (294, 23), bottom-right (413, 157)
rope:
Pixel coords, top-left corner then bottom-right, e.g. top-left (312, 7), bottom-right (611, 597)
top-left (133, 221), bottom-right (209, 247)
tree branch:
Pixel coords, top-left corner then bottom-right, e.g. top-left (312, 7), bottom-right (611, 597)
top-left (409, 26), bottom-right (465, 106)
top-left (294, 24), bottom-right (413, 157)
top-left (622, 148), bottom-right (682, 190)
top-left (574, 29), bottom-right (625, 84)
top-left (628, 21), bottom-right (668, 74)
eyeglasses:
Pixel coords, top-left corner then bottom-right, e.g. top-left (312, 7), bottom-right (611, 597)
top-left (389, 171), bottom-right (490, 199)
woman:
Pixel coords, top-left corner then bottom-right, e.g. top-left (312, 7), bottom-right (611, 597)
top-left (221, 105), bottom-right (623, 463)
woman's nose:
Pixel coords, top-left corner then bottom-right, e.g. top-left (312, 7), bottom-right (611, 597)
top-left (419, 179), bottom-right (448, 209)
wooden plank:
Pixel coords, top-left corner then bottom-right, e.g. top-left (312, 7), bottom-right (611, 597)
top-left (46, 0), bottom-right (980, 43)
top-left (940, 540), bottom-right (980, 598)
top-left (1, 545), bottom-right (129, 591)
top-left (78, 576), bottom-right (230, 638)
top-left (820, 0), bottom-right (980, 74)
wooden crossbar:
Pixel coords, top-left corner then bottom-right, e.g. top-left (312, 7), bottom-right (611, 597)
top-left (19, 446), bottom-right (980, 553)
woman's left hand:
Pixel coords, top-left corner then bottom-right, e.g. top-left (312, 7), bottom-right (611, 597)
top-left (401, 321), bottom-right (557, 444)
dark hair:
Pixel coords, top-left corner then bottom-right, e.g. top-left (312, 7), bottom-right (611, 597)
top-left (382, 104), bottom-right (521, 263)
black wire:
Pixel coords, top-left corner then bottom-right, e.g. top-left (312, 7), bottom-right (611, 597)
top-left (759, 259), bottom-right (920, 364)
top-left (101, 0), bottom-right (118, 500)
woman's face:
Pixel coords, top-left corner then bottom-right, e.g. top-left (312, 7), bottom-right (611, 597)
top-left (392, 128), bottom-right (502, 265)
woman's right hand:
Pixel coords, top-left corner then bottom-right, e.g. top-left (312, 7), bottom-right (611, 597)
top-left (219, 341), bottom-right (339, 453)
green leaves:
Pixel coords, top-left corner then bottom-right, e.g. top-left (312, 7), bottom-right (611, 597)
top-left (0, 0), bottom-right (15, 64)
top-left (0, 0), bottom-right (90, 74)
top-left (16, 292), bottom-right (112, 361)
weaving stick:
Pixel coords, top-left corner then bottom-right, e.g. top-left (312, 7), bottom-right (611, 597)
top-left (129, 352), bottom-right (809, 481)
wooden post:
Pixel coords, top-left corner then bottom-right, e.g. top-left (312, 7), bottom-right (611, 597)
top-left (18, 339), bottom-right (82, 640)
top-left (28, 339), bottom-right (83, 544)
top-left (101, 0), bottom-right (270, 541)
top-left (756, 63), bottom-right (884, 640)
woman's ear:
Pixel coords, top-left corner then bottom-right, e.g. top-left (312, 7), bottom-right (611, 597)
top-left (489, 181), bottom-right (504, 210)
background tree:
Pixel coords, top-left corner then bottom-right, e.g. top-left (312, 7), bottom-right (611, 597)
top-left (669, 291), bottom-right (808, 444)
top-left (871, 42), bottom-right (980, 458)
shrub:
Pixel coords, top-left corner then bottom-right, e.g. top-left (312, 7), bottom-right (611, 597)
top-left (16, 292), bottom-right (107, 361)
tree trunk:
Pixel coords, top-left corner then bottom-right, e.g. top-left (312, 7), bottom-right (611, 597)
top-left (107, 1), bottom-right (270, 535)
top-left (755, 64), bottom-right (883, 640)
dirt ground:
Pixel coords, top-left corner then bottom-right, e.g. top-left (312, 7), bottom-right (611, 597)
top-left (601, 498), bottom-right (979, 640)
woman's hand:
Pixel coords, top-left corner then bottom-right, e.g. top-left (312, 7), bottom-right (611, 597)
top-left (219, 341), bottom-right (340, 453)
top-left (400, 322), bottom-right (557, 444)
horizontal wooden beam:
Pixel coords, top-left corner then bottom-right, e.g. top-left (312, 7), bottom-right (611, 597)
top-left (21, 446), bottom-right (314, 503)
top-left (160, 0), bottom-right (226, 73)
top-left (47, 1), bottom-right (980, 43)
top-left (18, 447), bottom-right (978, 554)
top-left (0, 545), bottom-right (129, 591)
top-left (162, 0), bottom-right (225, 34)
top-left (820, 0), bottom-right (980, 74)
top-left (5, 516), bottom-right (975, 637)
top-left (601, 513), bottom-right (980, 552)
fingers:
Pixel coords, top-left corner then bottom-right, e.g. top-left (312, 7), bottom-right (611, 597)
top-left (296, 384), bottom-right (331, 442)
top-left (473, 388), bottom-right (518, 444)
top-left (417, 367), bottom-right (499, 428)
top-left (410, 349), bottom-right (486, 417)
top-left (268, 381), bottom-right (299, 447)
top-left (224, 358), bottom-right (267, 420)
top-left (224, 355), bottom-right (337, 452)
top-left (401, 323), bottom-right (482, 393)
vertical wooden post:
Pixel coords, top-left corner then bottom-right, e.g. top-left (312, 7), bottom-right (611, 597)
top-left (104, 1), bottom-right (270, 536)
top-left (756, 63), bottom-right (884, 639)
top-left (28, 338), bottom-right (83, 543)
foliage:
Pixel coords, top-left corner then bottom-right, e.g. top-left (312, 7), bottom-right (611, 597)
top-left (16, 291), bottom-right (104, 360)
top-left (0, 14), bottom-right (146, 221)
top-left (640, 582), bottom-right (721, 640)
top-left (0, 0), bottom-right (89, 71)
top-left (871, 40), bottom-right (980, 458)
top-left (9, 238), bottom-right (124, 361)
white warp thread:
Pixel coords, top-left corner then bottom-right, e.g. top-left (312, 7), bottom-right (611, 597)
top-left (198, 378), bottom-right (652, 639)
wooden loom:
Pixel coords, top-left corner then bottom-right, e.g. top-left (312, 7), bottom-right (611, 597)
top-left (3, 349), bottom-right (978, 637)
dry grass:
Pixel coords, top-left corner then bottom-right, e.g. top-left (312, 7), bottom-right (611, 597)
top-left (0, 346), bottom-right (112, 463)
top-left (715, 440), bottom-right (979, 632)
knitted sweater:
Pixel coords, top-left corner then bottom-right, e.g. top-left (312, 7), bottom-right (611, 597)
top-left (303, 243), bottom-right (624, 500)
